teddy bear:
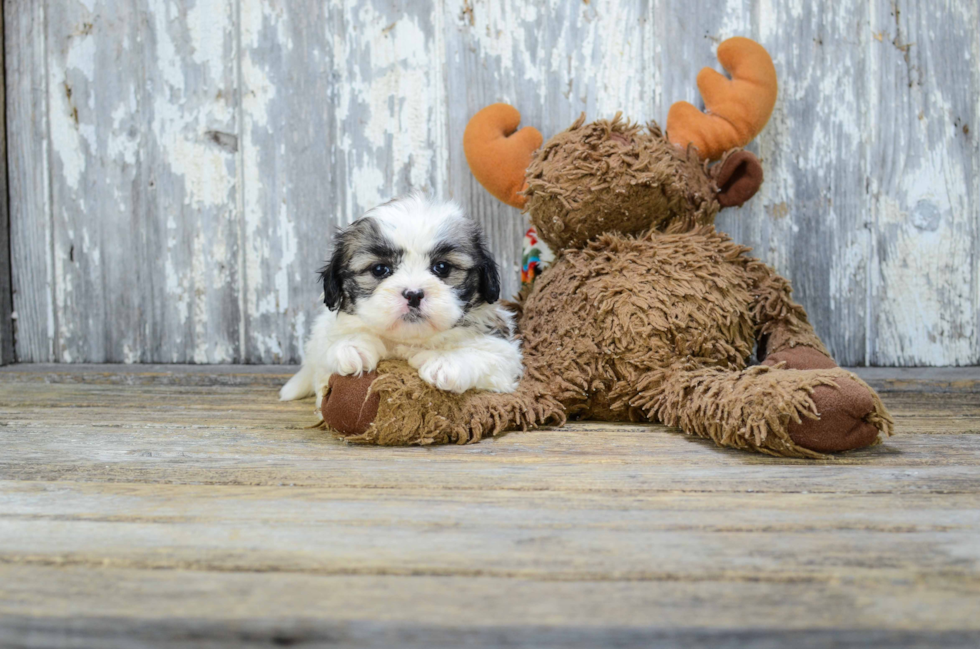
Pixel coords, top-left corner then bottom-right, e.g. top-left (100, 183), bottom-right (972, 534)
top-left (313, 37), bottom-right (893, 458)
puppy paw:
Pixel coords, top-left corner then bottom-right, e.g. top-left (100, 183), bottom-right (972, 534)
top-left (327, 341), bottom-right (379, 377)
top-left (479, 373), bottom-right (520, 394)
top-left (415, 354), bottom-right (472, 394)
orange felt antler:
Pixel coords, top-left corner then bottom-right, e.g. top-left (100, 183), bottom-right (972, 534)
top-left (667, 37), bottom-right (777, 161)
top-left (463, 104), bottom-right (543, 209)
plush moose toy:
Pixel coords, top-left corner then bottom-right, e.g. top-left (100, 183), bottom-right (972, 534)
top-left (316, 37), bottom-right (892, 457)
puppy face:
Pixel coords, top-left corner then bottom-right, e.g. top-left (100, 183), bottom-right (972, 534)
top-left (320, 194), bottom-right (500, 342)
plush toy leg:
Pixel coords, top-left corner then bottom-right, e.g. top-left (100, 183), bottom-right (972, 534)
top-left (749, 260), bottom-right (832, 358)
top-left (318, 360), bottom-right (564, 446)
top-left (632, 362), bottom-right (893, 458)
top-left (740, 261), bottom-right (893, 454)
top-left (759, 341), bottom-right (896, 452)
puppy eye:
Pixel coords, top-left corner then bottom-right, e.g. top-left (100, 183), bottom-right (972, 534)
top-left (431, 261), bottom-right (452, 278)
top-left (369, 264), bottom-right (391, 278)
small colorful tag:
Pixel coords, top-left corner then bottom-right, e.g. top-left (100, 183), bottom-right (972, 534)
top-left (521, 226), bottom-right (554, 289)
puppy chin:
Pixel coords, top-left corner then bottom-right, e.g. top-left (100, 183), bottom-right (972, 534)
top-left (356, 284), bottom-right (463, 343)
top-left (384, 316), bottom-right (440, 342)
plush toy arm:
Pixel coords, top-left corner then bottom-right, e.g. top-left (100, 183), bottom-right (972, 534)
top-left (318, 360), bottom-right (564, 446)
top-left (747, 261), bottom-right (833, 368)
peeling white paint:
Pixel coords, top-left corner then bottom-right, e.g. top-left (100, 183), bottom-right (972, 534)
top-left (241, 55), bottom-right (276, 317)
top-left (167, 136), bottom-right (236, 208)
top-left (52, 231), bottom-right (74, 361)
top-left (148, 2), bottom-right (235, 209)
top-left (337, 5), bottom-right (441, 221)
top-left (874, 155), bottom-right (975, 364)
top-left (191, 229), bottom-right (211, 363)
top-left (148, 0), bottom-right (187, 95)
top-left (106, 92), bottom-right (139, 166)
top-left (143, 0), bottom-right (240, 362)
top-left (274, 202), bottom-right (297, 315)
top-left (48, 30), bottom-right (96, 191)
top-left (165, 216), bottom-right (190, 327)
top-left (241, 55), bottom-right (276, 128)
top-left (867, 0), bottom-right (978, 365)
top-left (187, 0), bottom-right (229, 67)
top-left (45, 16), bottom-right (105, 360)
top-left (122, 343), bottom-right (139, 364)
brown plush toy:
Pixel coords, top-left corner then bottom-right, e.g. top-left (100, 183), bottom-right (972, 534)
top-left (316, 37), bottom-right (893, 458)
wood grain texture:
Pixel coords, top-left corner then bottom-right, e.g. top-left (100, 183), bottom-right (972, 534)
top-left (0, 3), bottom-right (12, 366)
top-left (0, 365), bottom-right (978, 647)
top-left (5, 1), bottom-right (53, 362)
top-left (13, 0), bottom-right (243, 363)
top-left (136, 0), bottom-right (243, 363)
top-left (237, 0), bottom-right (338, 363)
top-left (3, 606), bottom-right (974, 649)
top-left (5, 0), bottom-right (979, 365)
top-left (44, 0), bottom-right (142, 363)
top-left (868, 0), bottom-right (979, 365)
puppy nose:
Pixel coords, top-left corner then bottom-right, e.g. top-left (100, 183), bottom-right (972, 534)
top-left (402, 289), bottom-right (424, 308)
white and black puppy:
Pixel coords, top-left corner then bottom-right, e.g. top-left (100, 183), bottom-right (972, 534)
top-left (280, 193), bottom-right (523, 410)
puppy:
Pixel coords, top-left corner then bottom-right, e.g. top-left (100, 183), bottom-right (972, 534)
top-left (280, 193), bottom-right (523, 412)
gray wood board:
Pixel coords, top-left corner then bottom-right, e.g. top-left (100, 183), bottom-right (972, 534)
top-left (2, 613), bottom-right (977, 649)
top-left (5, 0), bottom-right (979, 365)
top-left (5, 0), bottom-right (51, 363)
top-left (0, 365), bottom-right (978, 647)
top-left (0, 2), bottom-right (12, 365)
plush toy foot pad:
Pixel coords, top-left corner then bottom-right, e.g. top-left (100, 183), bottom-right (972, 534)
top-left (788, 377), bottom-right (880, 453)
top-left (322, 373), bottom-right (379, 436)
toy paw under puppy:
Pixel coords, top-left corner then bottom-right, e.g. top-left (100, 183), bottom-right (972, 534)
top-left (314, 37), bottom-right (893, 458)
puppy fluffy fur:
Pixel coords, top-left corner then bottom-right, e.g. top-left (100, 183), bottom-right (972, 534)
top-left (280, 193), bottom-right (523, 411)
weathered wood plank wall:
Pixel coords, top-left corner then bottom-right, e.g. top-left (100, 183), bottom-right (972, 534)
top-left (0, 3), bottom-right (13, 366)
top-left (4, 0), bottom-right (978, 366)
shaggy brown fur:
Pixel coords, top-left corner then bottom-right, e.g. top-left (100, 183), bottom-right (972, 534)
top-left (316, 360), bottom-right (565, 446)
top-left (525, 115), bottom-right (718, 250)
top-left (317, 114), bottom-right (894, 458)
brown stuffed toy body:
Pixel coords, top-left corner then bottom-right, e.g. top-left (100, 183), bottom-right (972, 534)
top-left (317, 37), bottom-right (892, 457)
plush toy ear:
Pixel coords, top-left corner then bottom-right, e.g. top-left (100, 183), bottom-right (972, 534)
top-left (713, 150), bottom-right (764, 207)
top-left (463, 104), bottom-right (543, 209)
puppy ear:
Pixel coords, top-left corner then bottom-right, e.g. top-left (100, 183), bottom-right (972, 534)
top-left (319, 246), bottom-right (347, 312)
top-left (320, 217), bottom-right (383, 312)
top-left (473, 234), bottom-right (501, 304)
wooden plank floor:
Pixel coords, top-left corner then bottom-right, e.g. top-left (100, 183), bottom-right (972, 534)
top-left (0, 365), bottom-right (978, 648)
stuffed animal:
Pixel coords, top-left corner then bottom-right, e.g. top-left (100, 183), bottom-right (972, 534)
top-left (314, 37), bottom-right (893, 458)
